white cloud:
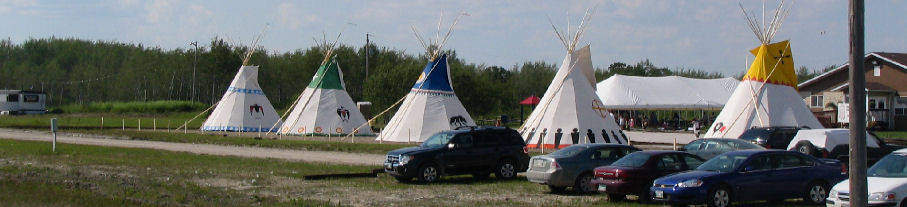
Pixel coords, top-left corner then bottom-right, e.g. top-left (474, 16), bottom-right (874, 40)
top-left (276, 2), bottom-right (302, 30)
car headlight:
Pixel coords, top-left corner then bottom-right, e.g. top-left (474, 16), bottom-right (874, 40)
top-left (676, 179), bottom-right (703, 188)
top-left (829, 190), bottom-right (837, 199)
top-left (869, 192), bottom-right (896, 202)
top-left (399, 155), bottom-right (413, 165)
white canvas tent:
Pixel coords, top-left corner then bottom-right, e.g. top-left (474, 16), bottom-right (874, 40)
top-left (201, 65), bottom-right (281, 132)
top-left (519, 9), bottom-right (626, 149)
top-left (376, 13), bottom-right (476, 142)
top-left (278, 55), bottom-right (372, 136)
top-left (595, 75), bottom-right (739, 110)
top-left (703, 1), bottom-right (823, 138)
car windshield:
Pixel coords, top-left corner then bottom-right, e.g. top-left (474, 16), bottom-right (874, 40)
top-left (611, 152), bottom-right (651, 168)
top-left (549, 145), bottom-right (587, 157)
top-left (696, 154), bottom-right (750, 173)
top-left (421, 132), bottom-right (456, 148)
top-left (728, 140), bottom-right (764, 150)
top-left (868, 154), bottom-right (907, 178)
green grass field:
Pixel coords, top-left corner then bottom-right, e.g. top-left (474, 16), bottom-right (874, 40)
top-left (0, 138), bottom-right (820, 207)
top-left (68, 129), bottom-right (414, 154)
top-left (0, 113), bottom-right (207, 130)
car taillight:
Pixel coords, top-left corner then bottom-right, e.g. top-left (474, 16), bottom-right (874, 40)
top-left (523, 146), bottom-right (529, 154)
top-left (614, 169), bottom-right (621, 178)
top-left (822, 150), bottom-right (829, 158)
top-left (551, 161), bottom-right (560, 169)
top-left (841, 163), bottom-right (848, 174)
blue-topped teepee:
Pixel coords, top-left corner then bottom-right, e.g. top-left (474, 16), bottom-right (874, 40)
top-left (377, 13), bottom-right (476, 142)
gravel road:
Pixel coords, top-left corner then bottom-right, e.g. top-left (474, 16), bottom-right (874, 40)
top-left (0, 128), bottom-right (384, 166)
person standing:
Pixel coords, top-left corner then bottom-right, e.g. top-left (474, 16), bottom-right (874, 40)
top-left (692, 118), bottom-right (701, 138)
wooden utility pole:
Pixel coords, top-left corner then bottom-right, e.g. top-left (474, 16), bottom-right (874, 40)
top-left (848, 0), bottom-right (867, 206)
top-left (191, 41), bottom-right (199, 102)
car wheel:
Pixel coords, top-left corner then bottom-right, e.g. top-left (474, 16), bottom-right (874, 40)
top-left (803, 181), bottom-right (828, 205)
top-left (393, 176), bottom-right (412, 183)
top-left (707, 186), bottom-right (732, 207)
top-left (417, 163), bottom-right (440, 183)
top-left (573, 173), bottom-right (595, 193)
top-left (606, 193), bottom-right (625, 202)
top-left (548, 185), bottom-right (567, 193)
top-left (495, 159), bottom-right (517, 179)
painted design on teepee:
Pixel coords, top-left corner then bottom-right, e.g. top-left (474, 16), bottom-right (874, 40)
top-left (742, 41), bottom-right (798, 88)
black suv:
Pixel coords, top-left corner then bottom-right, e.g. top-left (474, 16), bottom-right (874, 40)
top-left (384, 126), bottom-right (530, 183)
top-left (737, 126), bottom-right (803, 149)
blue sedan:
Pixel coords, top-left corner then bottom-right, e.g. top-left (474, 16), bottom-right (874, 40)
top-left (651, 150), bottom-right (847, 207)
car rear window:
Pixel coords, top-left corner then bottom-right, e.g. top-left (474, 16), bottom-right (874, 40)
top-left (611, 152), bottom-right (651, 168)
top-left (550, 145), bottom-right (586, 157)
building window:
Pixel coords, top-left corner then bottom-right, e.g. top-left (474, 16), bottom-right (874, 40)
top-left (897, 108), bottom-right (906, 116)
top-left (23, 95), bottom-right (39, 103)
top-left (6, 94), bottom-right (18, 102)
top-left (810, 95), bottom-right (824, 108)
top-left (869, 99), bottom-right (877, 109)
top-left (873, 61), bottom-right (881, 76)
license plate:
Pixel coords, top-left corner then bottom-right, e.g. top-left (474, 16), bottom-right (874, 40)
top-left (597, 184), bottom-right (607, 192)
top-left (655, 190), bottom-right (664, 199)
top-left (533, 160), bottom-right (546, 167)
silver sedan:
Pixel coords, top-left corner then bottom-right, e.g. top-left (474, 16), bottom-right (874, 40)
top-left (526, 144), bottom-right (639, 193)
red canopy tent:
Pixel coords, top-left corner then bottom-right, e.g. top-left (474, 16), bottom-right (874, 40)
top-left (519, 95), bottom-right (540, 105)
top-left (519, 95), bottom-right (540, 123)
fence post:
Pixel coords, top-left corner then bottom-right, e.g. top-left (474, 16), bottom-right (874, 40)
top-left (122, 119), bottom-right (125, 131)
top-left (153, 119), bottom-right (157, 131)
top-left (100, 117), bottom-right (104, 130)
top-left (184, 121), bottom-right (188, 134)
top-left (138, 119), bottom-right (141, 131)
top-left (50, 118), bottom-right (58, 152)
top-left (167, 120), bottom-right (171, 132)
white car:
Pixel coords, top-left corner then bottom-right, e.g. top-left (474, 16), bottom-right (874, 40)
top-left (787, 129), bottom-right (893, 163)
top-left (827, 148), bottom-right (907, 207)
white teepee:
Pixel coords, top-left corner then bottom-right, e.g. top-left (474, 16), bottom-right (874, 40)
top-left (519, 9), bottom-right (626, 149)
top-left (376, 13), bottom-right (475, 142)
top-left (703, 1), bottom-right (822, 138)
top-left (201, 31), bottom-right (280, 132)
top-left (201, 64), bottom-right (281, 132)
top-left (277, 44), bottom-right (372, 136)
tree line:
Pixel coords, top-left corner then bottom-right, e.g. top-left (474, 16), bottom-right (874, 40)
top-left (0, 38), bottom-right (828, 122)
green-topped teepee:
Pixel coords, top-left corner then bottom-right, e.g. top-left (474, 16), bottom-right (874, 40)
top-left (278, 55), bottom-right (372, 136)
top-left (308, 58), bottom-right (345, 90)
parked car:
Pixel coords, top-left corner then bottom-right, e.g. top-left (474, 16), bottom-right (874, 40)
top-left (592, 150), bottom-right (705, 202)
top-left (788, 129), bottom-right (900, 165)
top-left (384, 126), bottom-right (530, 183)
top-left (827, 148), bottom-right (907, 207)
top-left (651, 150), bottom-right (847, 207)
top-left (737, 126), bottom-right (803, 149)
top-left (526, 144), bottom-right (640, 193)
top-left (681, 138), bottom-right (765, 160)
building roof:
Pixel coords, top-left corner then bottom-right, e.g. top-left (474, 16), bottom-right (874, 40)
top-left (595, 75), bottom-right (739, 110)
top-left (798, 52), bottom-right (907, 89)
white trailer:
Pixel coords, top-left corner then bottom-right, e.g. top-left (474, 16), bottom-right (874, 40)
top-left (0, 90), bottom-right (47, 115)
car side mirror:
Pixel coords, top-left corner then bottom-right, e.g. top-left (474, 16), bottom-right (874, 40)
top-left (447, 143), bottom-right (456, 149)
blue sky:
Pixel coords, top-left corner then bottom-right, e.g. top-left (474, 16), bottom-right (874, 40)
top-left (1, 0), bottom-right (904, 75)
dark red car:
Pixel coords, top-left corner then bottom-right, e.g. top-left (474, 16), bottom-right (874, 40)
top-left (590, 150), bottom-right (704, 202)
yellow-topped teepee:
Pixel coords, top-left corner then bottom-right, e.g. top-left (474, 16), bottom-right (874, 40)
top-left (742, 40), bottom-right (798, 88)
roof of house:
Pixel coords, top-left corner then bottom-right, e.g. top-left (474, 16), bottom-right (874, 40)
top-left (798, 52), bottom-right (907, 89)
